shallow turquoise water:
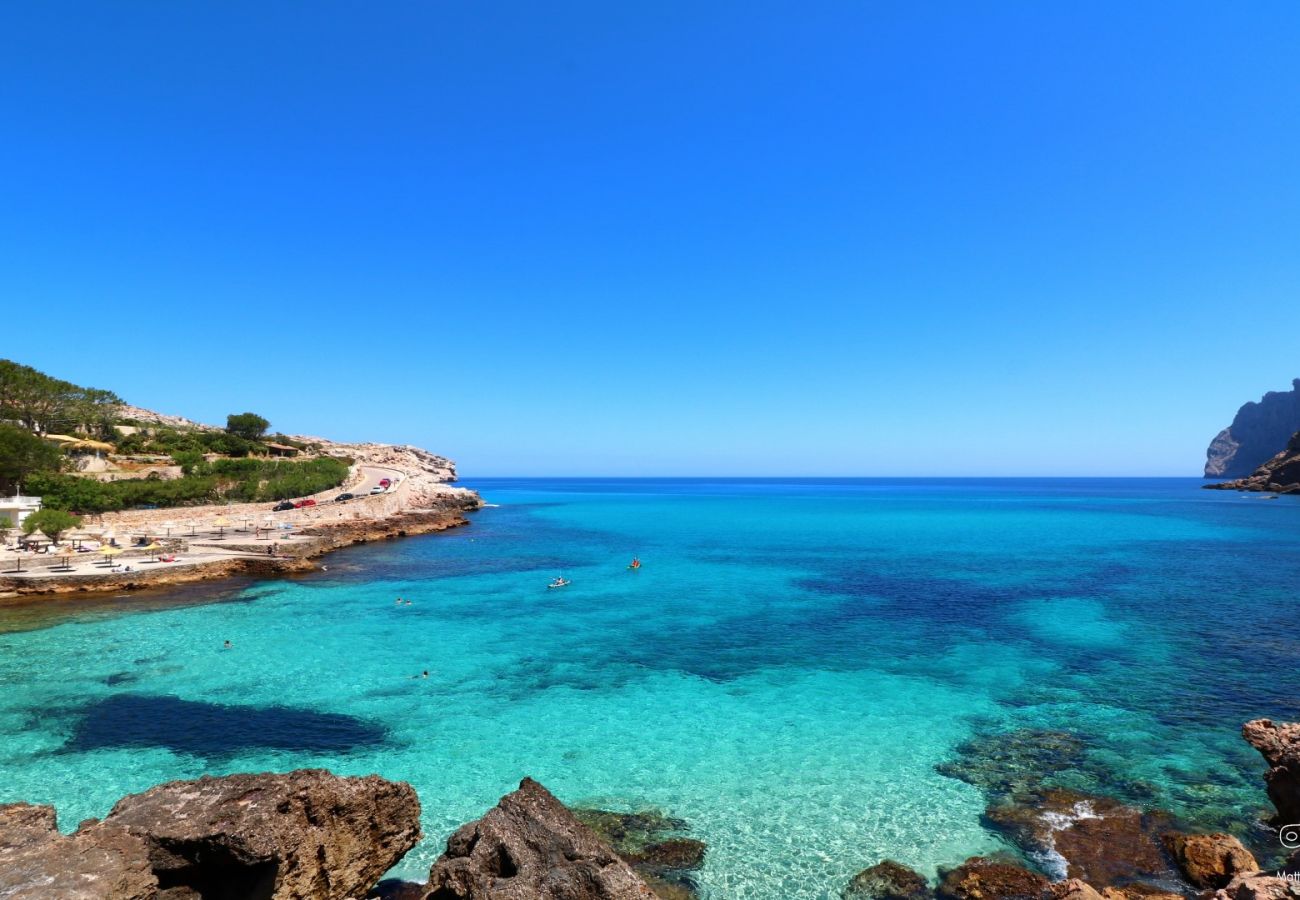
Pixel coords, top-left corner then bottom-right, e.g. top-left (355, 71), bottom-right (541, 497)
top-left (2, 478), bottom-right (1298, 898)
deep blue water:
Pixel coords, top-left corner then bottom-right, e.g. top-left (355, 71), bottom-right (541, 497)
top-left (1, 478), bottom-right (1297, 898)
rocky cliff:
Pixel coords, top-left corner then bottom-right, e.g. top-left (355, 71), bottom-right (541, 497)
top-left (1204, 431), bottom-right (1300, 493)
top-left (1205, 380), bottom-right (1300, 478)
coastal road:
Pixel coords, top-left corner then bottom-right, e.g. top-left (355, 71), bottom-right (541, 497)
top-left (348, 465), bottom-right (404, 497)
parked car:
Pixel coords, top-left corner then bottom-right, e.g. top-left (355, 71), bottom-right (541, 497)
top-left (378, 478), bottom-right (392, 488)
top-left (294, 498), bottom-right (317, 508)
top-left (370, 486), bottom-right (386, 495)
top-left (272, 500), bottom-right (295, 512)
top-left (335, 492), bottom-right (354, 502)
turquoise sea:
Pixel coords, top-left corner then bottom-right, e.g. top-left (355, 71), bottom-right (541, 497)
top-left (2, 478), bottom-right (1299, 898)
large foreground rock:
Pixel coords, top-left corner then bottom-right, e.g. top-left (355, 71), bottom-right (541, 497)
top-left (0, 802), bottom-right (157, 900)
top-left (424, 778), bottom-right (658, 899)
top-left (1161, 832), bottom-right (1258, 889)
top-left (936, 857), bottom-right (1051, 900)
top-left (104, 768), bottom-right (421, 900)
top-left (1243, 719), bottom-right (1300, 823)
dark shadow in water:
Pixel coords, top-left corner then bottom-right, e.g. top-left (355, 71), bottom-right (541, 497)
top-left (62, 694), bottom-right (388, 757)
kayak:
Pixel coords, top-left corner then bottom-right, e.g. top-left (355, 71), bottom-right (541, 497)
top-left (548, 579), bottom-right (570, 589)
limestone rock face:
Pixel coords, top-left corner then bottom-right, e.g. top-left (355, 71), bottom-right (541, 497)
top-left (1205, 380), bottom-right (1300, 478)
top-left (844, 860), bottom-right (932, 900)
top-left (1206, 431), bottom-right (1300, 493)
top-left (935, 857), bottom-right (1051, 900)
top-left (104, 768), bottom-right (421, 900)
top-left (424, 778), bottom-right (658, 900)
top-left (1161, 832), bottom-right (1258, 889)
top-left (1242, 719), bottom-right (1300, 823)
top-left (0, 803), bottom-right (157, 900)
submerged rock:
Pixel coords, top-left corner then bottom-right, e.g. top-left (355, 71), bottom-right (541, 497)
top-left (424, 777), bottom-right (658, 899)
top-left (936, 856), bottom-right (1052, 900)
top-left (937, 730), bottom-right (1087, 803)
top-left (104, 768), bottom-right (421, 900)
top-left (572, 806), bottom-right (705, 898)
top-left (0, 802), bottom-right (157, 900)
top-left (844, 859), bottom-right (931, 900)
top-left (984, 789), bottom-right (1175, 887)
top-left (1242, 719), bottom-right (1300, 823)
top-left (1161, 831), bottom-right (1258, 889)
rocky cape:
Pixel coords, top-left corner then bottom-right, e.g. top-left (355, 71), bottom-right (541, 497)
top-left (1204, 430), bottom-right (1300, 494)
top-left (7, 717), bottom-right (1300, 900)
top-left (1204, 380), bottom-right (1300, 479)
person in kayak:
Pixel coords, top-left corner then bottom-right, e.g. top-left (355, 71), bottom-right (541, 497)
top-left (629, 557), bottom-right (641, 570)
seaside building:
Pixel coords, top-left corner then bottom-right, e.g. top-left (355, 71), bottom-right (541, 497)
top-left (0, 494), bottom-right (42, 530)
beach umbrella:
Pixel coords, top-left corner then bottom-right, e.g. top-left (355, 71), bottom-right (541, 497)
top-left (54, 547), bottom-right (75, 571)
top-left (98, 546), bottom-right (123, 566)
top-left (186, 520), bottom-right (197, 536)
top-left (160, 520), bottom-right (177, 537)
top-left (139, 541), bottom-right (163, 562)
top-left (212, 516), bottom-right (231, 538)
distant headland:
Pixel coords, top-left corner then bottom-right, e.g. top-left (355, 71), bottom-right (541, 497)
top-left (0, 359), bottom-right (480, 599)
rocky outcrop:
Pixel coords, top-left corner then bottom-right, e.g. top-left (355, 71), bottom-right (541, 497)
top-left (844, 860), bottom-right (932, 900)
top-left (103, 769), bottom-right (421, 900)
top-left (936, 857), bottom-right (1052, 900)
top-left (1206, 430), bottom-right (1300, 493)
top-left (984, 790), bottom-right (1175, 887)
top-left (1161, 832), bottom-right (1257, 889)
top-left (1215, 873), bottom-right (1300, 900)
top-left (1051, 880), bottom-right (1103, 900)
top-left (0, 802), bottom-right (158, 900)
top-left (424, 778), bottom-right (658, 900)
top-left (1243, 718), bottom-right (1300, 823)
top-left (1205, 380), bottom-right (1300, 478)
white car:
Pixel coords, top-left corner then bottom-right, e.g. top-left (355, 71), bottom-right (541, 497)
top-left (369, 486), bottom-right (386, 495)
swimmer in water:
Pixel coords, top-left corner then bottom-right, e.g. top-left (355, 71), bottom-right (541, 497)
top-left (223, 640), bottom-right (232, 649)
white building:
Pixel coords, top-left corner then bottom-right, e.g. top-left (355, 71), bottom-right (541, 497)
top-left (0, 494), bottom-right (42, 531)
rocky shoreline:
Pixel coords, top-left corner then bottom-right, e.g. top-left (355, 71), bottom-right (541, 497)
top-left (0, 505), bottom-right (477, 600)
top-left (4, 717), bottom-right (1300, 899)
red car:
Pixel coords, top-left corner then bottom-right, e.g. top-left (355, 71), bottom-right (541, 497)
top-left (293, 498), bottom-right (317, 508)
top-left (378, 478), bottom-right (392, 488)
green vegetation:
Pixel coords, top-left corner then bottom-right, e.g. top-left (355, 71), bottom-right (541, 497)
top-left (225, 412), bottom-right (270, 441)
top-left (1, 362), bottom-right (349, 513)
top-left (0, 359), bottom-right (119, 436)
top-left (21, 508), bottom-right (82, 542)
top-left (115, 427), bottom-right (261, 458)
top-left (0, 515), bottom-right (11, 545)
top-left (0, 424), bottom-right (64, 493)
top-left (28, 456), bottom-right (351, 513)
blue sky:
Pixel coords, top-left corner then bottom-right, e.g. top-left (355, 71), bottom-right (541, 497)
top-left (4, 3), bottom-right (1299, 476)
